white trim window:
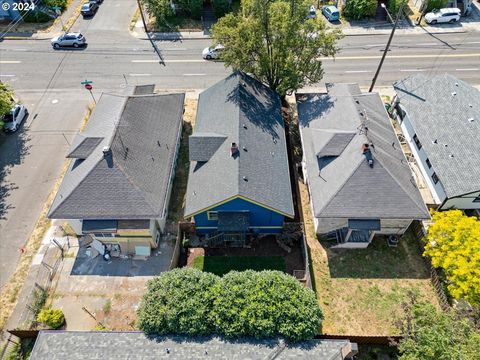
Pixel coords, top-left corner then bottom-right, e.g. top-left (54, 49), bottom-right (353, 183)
top-left (207, 211), bottom-right (218, 220)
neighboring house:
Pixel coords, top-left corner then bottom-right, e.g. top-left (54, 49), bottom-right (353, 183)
top-left (29, 331), bottom-right (358, 359)
top-left (184, 72), bottom-right (294, 237)
top-left (393, 74), bottom-right (480, 211)
top-left (296, 83), bottom-right (430, 248)
top-left (48, 91), bottom-right (185, 257)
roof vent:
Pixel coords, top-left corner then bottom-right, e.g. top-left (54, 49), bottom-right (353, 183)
top-left (468, 117), bottom-right (474, 122)
top-left (443, 144), bottom-right (448, 147)
top-left (243, 123), bottom-right (247, 129)
top-left (455, 82), bottom-right (459, 86)
top-left (243, 176), bottom-right (248, 181)
top-left (432, 139), bottom-right (438, 144)
top-left (451, 91), bottom-right (457, 96)
top-left (469, 104), bottom-right (473, 108)
top-left (102, 146), bottom-right (110, 157)
top-left (449, 154), bottom-right (454, 158)
top-left (242, 146), bottom-right (247, 151)
top-left (273, 137), bottom-right (277, 144)
top-left (230, 142), bottom-right (239, 157)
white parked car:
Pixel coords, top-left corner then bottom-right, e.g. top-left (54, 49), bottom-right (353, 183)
top-left (425, 8), bottom-right (461, 24)
top-left (307, 5), bottom-right (317, 19)
top-left (51, 32), bottom-right (86, 49)
top-left (2, 104), bottom-right (28, 133)
top-left (202, 44), bottom-right (224, 60)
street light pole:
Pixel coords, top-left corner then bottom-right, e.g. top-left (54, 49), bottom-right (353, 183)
top-left (382, 3), bottom-right (394, 23)
top-left (368, 1), bottom-right (406, 93)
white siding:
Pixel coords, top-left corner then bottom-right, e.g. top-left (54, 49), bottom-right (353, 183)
top-left (398, 109), bottom-right (447, 205)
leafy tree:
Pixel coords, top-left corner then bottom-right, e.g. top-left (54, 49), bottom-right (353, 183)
top-left (43, 0), bottom-right (69, 11)
top-left (398, 302), bottom-right (480, 360)
top-left (176, 0), bottom-right (203, 19)
top-left (37, 308), bottom-right (65, 329)
top-left (142, 0), bottom-right (174, 26)
top-left (212, 0), bottom-right (342, 97)
top-left (0, 82), bottom-right (14, 120)
top-left (137, 268), bottom-right (322, 341)
top-left (388, 0), bottom-right (407, 17)
top-left (137, 268), bottom-right (219, 335)
top-left (211, 270), bottom-right (322, 341)
top-left (423, 210), bottom-right (480, 305)
top-left (344, 0), bottom-right (377, 20)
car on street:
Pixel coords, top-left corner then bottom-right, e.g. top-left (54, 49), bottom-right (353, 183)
top-left (425, 8), bottom-right (461, 24)
top-left (202, 44), bottom-right (224, 60)
top-left (307, 5), bottom-right (317, 19)
top-left (51, 33), bottom-right (87, 49)
top-left (2, 104), bottom-right (28, 133)
top-left (81, 2), bottom-right (99, 17)
top-left (321, 5), bottom-right (340, 22)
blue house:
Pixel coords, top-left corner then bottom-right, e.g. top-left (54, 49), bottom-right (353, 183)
top-left (184, 72), bottom-right (294, 236)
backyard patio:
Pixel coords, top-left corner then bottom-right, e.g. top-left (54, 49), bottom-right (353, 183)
top-left (186, 235), bottom-right (305, 276)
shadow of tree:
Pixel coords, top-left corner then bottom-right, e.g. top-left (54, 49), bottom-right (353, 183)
top-left (226, 72), bottom-right (283, 139)
top-left (0, 123), bottom-right (32, 220)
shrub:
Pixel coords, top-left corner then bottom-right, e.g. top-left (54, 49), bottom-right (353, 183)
top-left (212, 270), bottom-right (322, 341)
top-left (37, 308), bottom-right (65, 329)
top-left (0, 82), bottom-right (15, 121)
top-left (137, 268), bottom-right (219, 335)
top-left (212, 0), bottom-right (231, 18)
top-left (176, 0), bottom-right (203, 19)
top-left (143, 0), bottom-right (175, 26)
top-left (388, 0), bottom-right (407, 17)
top-left (344, 0), bottom-right (377, 20)
top-left (44, 0), bottom-right (69, 11)
top-left (22, 10), bottom-right (54, 23)
top-left (137, 268), bottom-right (322, 341)
top-left (426, 0), bottom-right (449, 12)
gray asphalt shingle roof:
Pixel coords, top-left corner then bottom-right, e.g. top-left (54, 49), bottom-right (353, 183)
top-left (393, 74), bottom-right (480, 198)
top-left (30, 331), bottom-right (354, 360)
top-left (48, 92), bottom-right (185, 220)
top-left (184, 72), bottom-right (294, 218)
top-left (297, 83), bottom-right (429, 220)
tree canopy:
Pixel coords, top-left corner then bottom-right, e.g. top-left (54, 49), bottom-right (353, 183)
top-left (398, 302), bottom-right (480, 360)
top-left (211, 0), bottom-right (342, 97)
top-left (0, 82), bottom-right (15, 125)
top-left (423, 210), bottom-right (480, 305)
top-left (137, 268), bottom-right (322, 341)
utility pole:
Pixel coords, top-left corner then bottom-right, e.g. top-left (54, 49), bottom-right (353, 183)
top-left (136, 0), bottom-right (165, 64)
top-left (369, 1), bottom-right (406, 93)
top-left (416, 0), bottom-right (429, 25)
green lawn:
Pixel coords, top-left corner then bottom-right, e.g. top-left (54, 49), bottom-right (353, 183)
top-left (193, 256), bottom-right (286, 276)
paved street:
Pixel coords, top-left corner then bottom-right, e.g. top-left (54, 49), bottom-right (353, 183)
top-left (1, 0), bottom-right (480, 288)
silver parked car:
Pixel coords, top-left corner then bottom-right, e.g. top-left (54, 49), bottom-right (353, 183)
top-left (51, 32), bottom-right (86, 49)
top-left (3, 104), bottom-right (28, 133)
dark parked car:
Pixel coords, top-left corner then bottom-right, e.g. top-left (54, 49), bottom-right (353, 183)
top-left (81, 2), bottom-right (99, 17)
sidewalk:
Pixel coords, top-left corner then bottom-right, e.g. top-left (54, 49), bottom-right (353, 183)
top-left (0, 0), bottom-right (84, 40)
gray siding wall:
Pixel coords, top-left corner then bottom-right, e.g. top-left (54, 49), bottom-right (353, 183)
top-left (316, 218), bottom-right (412, 235)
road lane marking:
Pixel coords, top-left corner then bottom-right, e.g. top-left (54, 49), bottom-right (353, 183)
top-left (0, 61), bottom-right (21, 64)
top-left (132, 59), bottom-right (205, 63)
top-left (131, 53), bottom-right (480, 64)
top-left (0, 74), bottom-right (15, 77)
top-left (345, 70), bottom-right (371, 73)
top-left (129, 73), bottom-right (152, 76)
top-left (417, 43), bottom-right (437, 46)
top-left (455, 68), bottom-right (479, 71)
top-left (400, 69), bottom-right (426, 72)
top-left (183, 73), bottom-right (206, 76)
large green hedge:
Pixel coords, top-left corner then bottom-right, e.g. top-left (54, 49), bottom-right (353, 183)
top-left (137, 268), bottom-right (322, 341)
top-left (344, 0), bottom-right (377, 20)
